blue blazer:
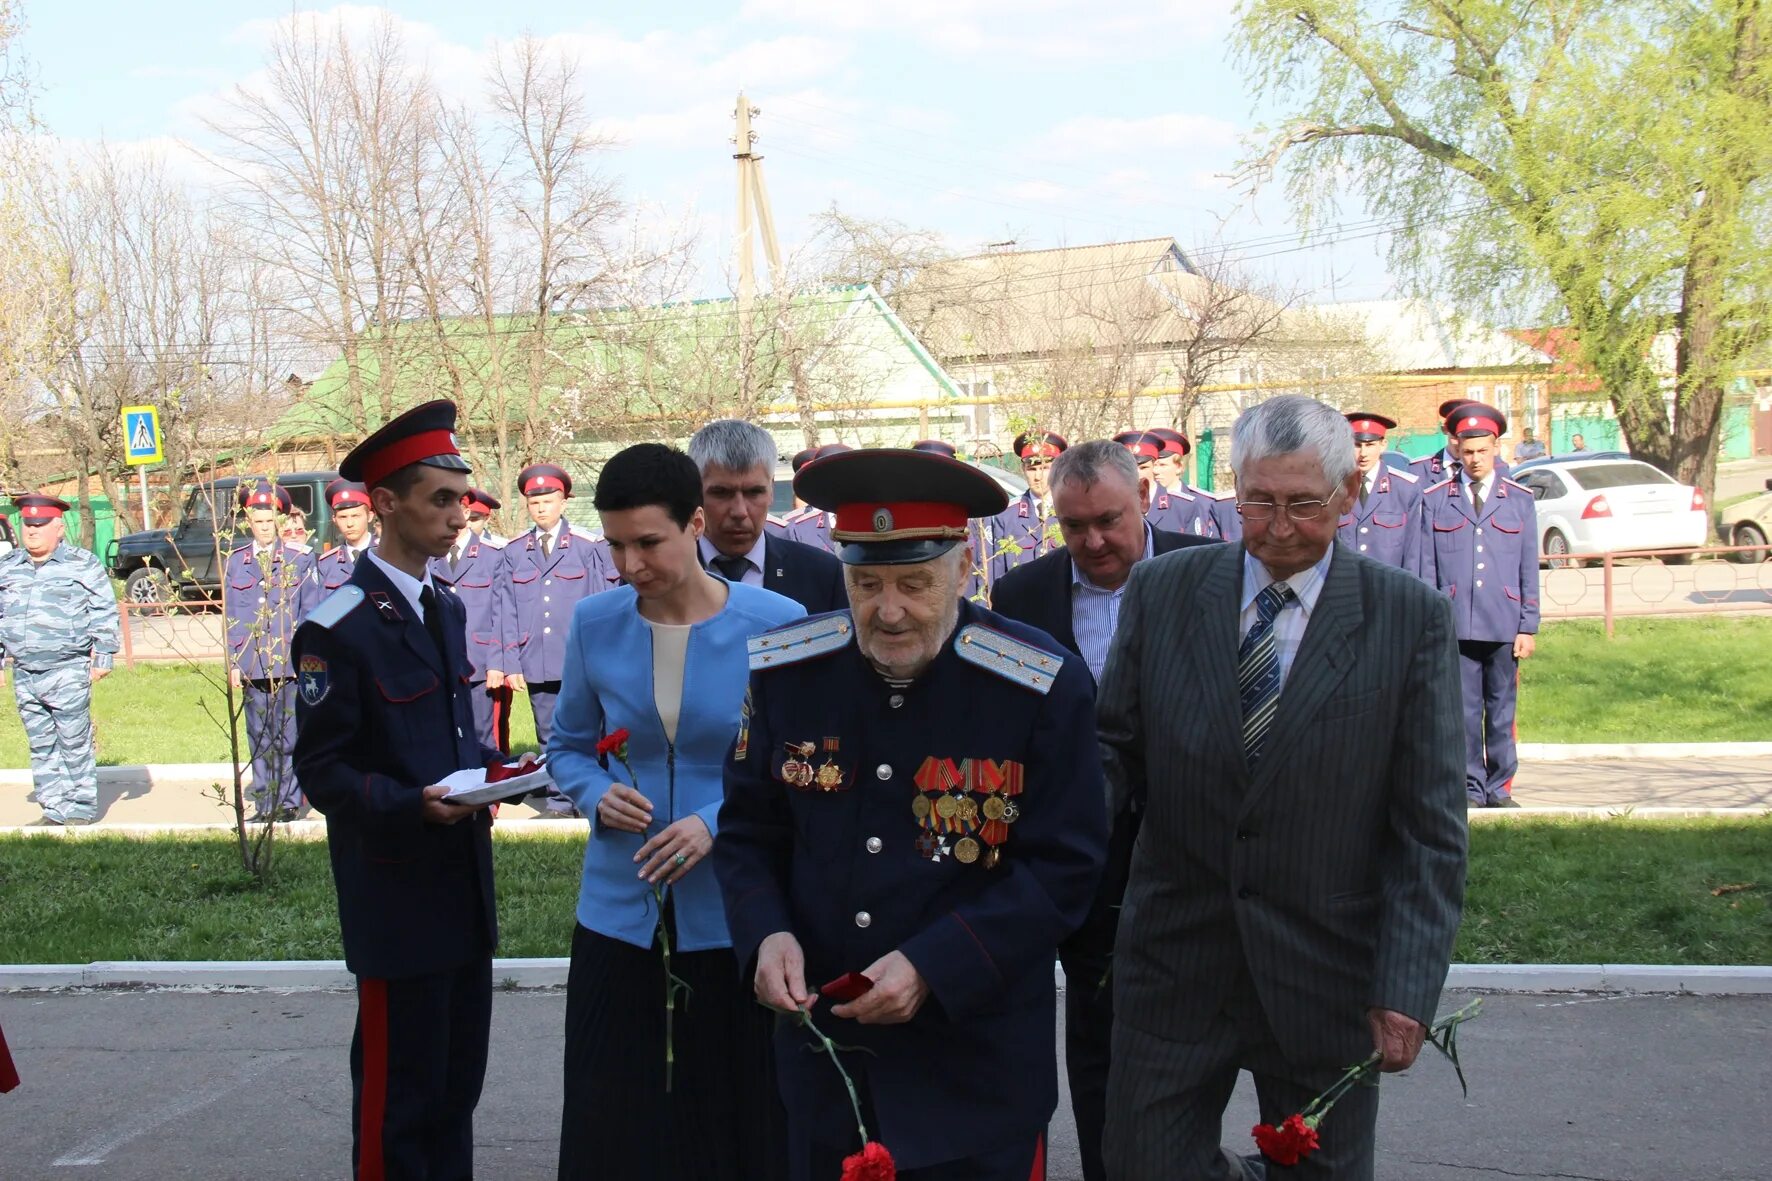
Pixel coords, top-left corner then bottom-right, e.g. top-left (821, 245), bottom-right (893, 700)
top-left (549, 580), bottom-right (806, 951)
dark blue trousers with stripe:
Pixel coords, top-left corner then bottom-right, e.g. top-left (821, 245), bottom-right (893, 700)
top-left (350, 957), bottom-right (492, 1181)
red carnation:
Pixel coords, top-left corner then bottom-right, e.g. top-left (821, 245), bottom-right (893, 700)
top-left (595, 728), bottom-right (631, 757)
top-left (839, 1141), bottom-right (896, 1181)
top-left (1252, 1113), bottom-right (1320, 1167)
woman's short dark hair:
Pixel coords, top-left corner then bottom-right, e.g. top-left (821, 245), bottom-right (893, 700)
top-left (593, 444), bottom-right (703, 528)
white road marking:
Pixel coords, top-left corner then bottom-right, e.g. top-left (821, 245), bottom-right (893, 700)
top-left (52, 1058), bottom-right (271, 1166)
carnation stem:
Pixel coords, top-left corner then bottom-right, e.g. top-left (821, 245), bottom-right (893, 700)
top-left (798, 1009), bottom-right (870, 1147)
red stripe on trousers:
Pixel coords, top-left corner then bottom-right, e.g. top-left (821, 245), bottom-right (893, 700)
top-left (1028, 1133), bottom-right (1046, 1181)
top-left (358, 978), bottom-right (389, 1181)
top-left (491, 686), bottom-right (510, 755)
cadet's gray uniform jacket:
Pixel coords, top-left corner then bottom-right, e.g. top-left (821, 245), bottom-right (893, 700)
top-left (1096, 541), bottom-right (1466, 1067)
top-left (0, 543), bottom-right (121, 671)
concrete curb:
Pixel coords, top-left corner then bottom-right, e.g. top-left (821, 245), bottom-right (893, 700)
top-left (5, 959), bottom-right (1769, 995)
top-left (1517, 742), bottom-right (1772, 760)
top-left (0, 763), bottom-right (244, 787)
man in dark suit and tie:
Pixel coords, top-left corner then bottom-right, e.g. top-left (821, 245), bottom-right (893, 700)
top-left (1098, 395), bottom-right (1467, 1180)
top-left (689, 419), bottom-right (848, 615)
top-left (990, 439), bottom-right (1215, 1181)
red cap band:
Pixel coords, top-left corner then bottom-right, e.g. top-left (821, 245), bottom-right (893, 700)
top-left (1348, 418), bottom-right (1388, 437)
top-left (361, 428), bottom-right (460, 489)
top-left (832, 500), bottom-right (969, 541)
top-left (1454, 414), bottom-right (1497, 436)
top-left (464, 495), bottom-right (493, 515)
top-left (330, 489), bottom-right (372, 509)
top-left (1017, 442), bottom-right (1062, 460)
top-left (19, 507), bottom-right (62, 523)
top-left (522, 475), bottom-right (566, 495)
top-left (244, 491), bottom-right (281, 509)
top-left (1123, 439), bottom-right (1160, 461)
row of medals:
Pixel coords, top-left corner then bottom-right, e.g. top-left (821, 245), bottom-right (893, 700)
top-left (912, 791), bottom-right (1019, 867)
top-left (781, 743), bottom-right (844, 792)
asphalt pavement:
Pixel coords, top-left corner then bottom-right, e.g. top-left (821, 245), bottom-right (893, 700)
top-left (2, 988), bottom-right (1765, 1180)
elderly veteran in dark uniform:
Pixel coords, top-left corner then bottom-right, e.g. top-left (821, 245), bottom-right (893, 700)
top-left (1336, 413), bottom-right (1423, 569)
top-left (293, 400), bottom-right (524, 1181)
top-left (1413, 402), bottom-right (1539, 808)
top-left (431, 488), bottom-right (511, 755)
top-left (225, 481), bottom-right (318, 821)
top-left (715, 447), bottom-right (1107, 1181)
top-left (313, 480), bottom-right (376, 594)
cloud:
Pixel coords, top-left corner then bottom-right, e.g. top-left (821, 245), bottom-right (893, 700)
top-left (1038, 112), bottom-right (1242, 159)
top-left (739, 0), bottom-right (1238, 63)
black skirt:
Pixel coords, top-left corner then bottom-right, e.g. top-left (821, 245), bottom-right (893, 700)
top-left (558, 921), bottom-right (786, 1181)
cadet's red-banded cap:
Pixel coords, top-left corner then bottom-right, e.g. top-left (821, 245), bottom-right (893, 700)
top-left (238, 481), bottom-right (293, 514)
top-left (13, 493), bottom-right (69, 524)
top-left (1438, 398), bottom-right (1474, 420)
top-left (796, 448), bottom-right (1007, 566)
top-left (1447, 403), bottom-right (1507, 439)
top-left (790, 447), bottom-right (818, 473)
top-left (812, 442), bottom-right (853, 461)
top-left (1146, 427), bottom-right (1191, 457)
top-left (341, 399), bottom-right (470, 489)
top-left (1345, 412), bottom-right (1397, 441)
top-left (911, 439), bottom-right (958, 458)
top-left (1013, 431), bottom-right (1067, 461)
top-left (518, 463), bottom-right (572, 497)
top-left (463, 488), bottom-right (501, 516)
top-left (1112, 431), bottom-right (1162, 464)
top-left (325, 479), bottom-right (371, 510)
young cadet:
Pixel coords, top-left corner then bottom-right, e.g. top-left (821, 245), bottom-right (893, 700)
top-left (988, 430), bottom-right (1067, 586)
top-left (1336, 412), bottom-right (1423, 568)
top-left (1116, 430), bottom-right (1218, 539)
top-left (292, 400), bottom-right (528, 1180)
top-left (431, 487), bottom-right (511, 755)
top-left (310, 479), bottom-right (376, 600)
top-left (785, 443), bottom-right (852, 553)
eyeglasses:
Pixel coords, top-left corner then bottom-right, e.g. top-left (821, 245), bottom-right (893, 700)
top-left (1236, 487), bottom-right (1344, 522)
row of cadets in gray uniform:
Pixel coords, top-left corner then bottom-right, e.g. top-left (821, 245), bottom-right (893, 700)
top-left (1113, 430), bottom-right (1226, 539)
top-left (428, 487), bottom-right (512, 756)
top-left (0, 493), bottom-right (121, 826)
top-left (487, 462), bottom-right (615, 816)
top-left (1145, 426), bottom-right (1240, 540)
top-left (223, 481), bottom-right (318, 821)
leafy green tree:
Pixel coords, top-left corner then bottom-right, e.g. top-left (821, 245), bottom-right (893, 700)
top-left (1235, 0), bottom-right (1772, 502)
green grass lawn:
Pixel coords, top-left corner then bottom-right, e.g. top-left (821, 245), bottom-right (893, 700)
top-left (1519, 618), bottom-right (1772, 743)
top-left (1, 819), bottom-right (1767, 965)
top-left (0, 662), bottom-right (542, 767)
top-left (0, 617), bottom-right (1764, 767)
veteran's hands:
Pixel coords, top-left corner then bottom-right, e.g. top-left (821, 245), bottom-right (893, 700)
top-left (755, 931), bottom-right (812, 1013)
top-left (1367, 1007), bottom-right (1427, 1072)
top-left (831, 951), bottom-right (929, 1026)
top-left (636, 815), bottom-right (712, 886)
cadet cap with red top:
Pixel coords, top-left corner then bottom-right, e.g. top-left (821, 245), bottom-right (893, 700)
top-left (340, 399), bottom-right (472, 489)
top-left (795, 448), bottom-right (1008, 567)
top-left (463, 488), bottom-right (501, 517)
top-left (1446, 402), bottom-right (1507, 439)
top-left (1146, 427), bottom-right (1191, 457)
top-left (12, 493), bottom-right (70, 524)
top-left (325, 479), bottom-right (372, 510)
top-left (1012, 431), bottom-right (1067, 463)
top-left (1345, 412), bottom-right (1398, 442)
top-left (238, 481), bottom-right (294, 514)
top-left (517, 463), bottom-right (571, 497)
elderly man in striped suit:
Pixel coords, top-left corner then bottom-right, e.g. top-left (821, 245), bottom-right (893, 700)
top-left (1097, 395), bottom-right (1467, 1180)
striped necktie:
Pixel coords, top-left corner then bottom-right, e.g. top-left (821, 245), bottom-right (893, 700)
top-left (1239, 581), bottom-right (1297, 764)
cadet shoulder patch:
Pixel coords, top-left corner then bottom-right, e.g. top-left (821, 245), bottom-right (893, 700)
top-left (748, 612), bottom-right (854, 670)
top-left (481, 535), bottom-right (507, 550)
top-left (568, 524), bottom-right (602, 542)
top-left (304, 585), bottom-right (365, 630)
top-left (1389, 467), bottom-right (1420, 484)
top-left (1424, 477), bottom-right (1457, 495)
top-left (954, 624), bottom-right (1061, 695)
top-left (1502, 477), bottom-right (1533, 494)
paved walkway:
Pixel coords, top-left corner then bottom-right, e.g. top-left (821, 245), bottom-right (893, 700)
top-left (4, 754), bottom-right (1769, 827)
top-left (1, 989), bottom-right (1765, 1180)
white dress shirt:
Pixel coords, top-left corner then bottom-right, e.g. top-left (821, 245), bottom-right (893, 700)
top-left (1238, 546), bottom-right (1333, 691)
top-left (1070, 524), bottom-right (1155, 683)
top-left (366, 549), bottom-right (436, 620)
top-left (698, 532), bottom-right (768, 588)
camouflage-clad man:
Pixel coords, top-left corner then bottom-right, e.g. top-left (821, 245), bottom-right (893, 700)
top-left (0, 495), bottom-right (120, 826)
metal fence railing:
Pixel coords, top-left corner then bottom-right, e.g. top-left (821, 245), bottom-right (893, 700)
top-left (117, 596), bottom-right (226, 668)
top-left (1538, 545), bottom-right (1772, 635)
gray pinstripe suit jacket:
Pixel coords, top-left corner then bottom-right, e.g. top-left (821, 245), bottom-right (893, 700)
top-left (1097, 540), bottom-right (1467, 1067)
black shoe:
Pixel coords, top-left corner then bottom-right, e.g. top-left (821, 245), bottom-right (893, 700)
top-left (274, 807), bottom-right (302, 822)
top-left (63, 817), bottom-right (96, 827)
top-left (247, 811), bottom-right (275, 824)
top-left (1493, 796), bottom-right (1522, 809)
top-left (25, 816), bottom-right (64, 827)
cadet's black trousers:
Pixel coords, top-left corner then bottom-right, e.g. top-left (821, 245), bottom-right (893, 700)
top-left (350, 956), bottom-right (492, 1181)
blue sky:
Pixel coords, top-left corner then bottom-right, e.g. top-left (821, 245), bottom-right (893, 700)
top-left (20, 0), bottom-right (1398, 300)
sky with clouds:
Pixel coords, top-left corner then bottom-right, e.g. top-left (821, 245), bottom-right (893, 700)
top-left (19, 0), bottom-right (1400, 302)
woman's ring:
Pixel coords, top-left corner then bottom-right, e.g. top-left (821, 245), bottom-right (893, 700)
top-left (673, 853), bottom-right (688, 866)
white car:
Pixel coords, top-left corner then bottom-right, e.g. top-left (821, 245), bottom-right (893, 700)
top-left (1511, 456), bottom-right (1709, 565)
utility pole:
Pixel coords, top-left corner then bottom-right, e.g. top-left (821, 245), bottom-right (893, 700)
top-left (733, 92), bottom-right (784, 403)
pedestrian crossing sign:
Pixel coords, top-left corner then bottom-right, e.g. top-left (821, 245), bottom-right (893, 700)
top-left (122, 405), bottom-right (163, 465)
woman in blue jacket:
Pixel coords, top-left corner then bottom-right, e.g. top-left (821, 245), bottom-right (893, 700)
top-left (549, 443), bottom-right (804, 1180)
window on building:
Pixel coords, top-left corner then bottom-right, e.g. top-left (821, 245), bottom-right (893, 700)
top-left (1466, 383), bottom-right (1486, 401)
top-left (1495, 383), bottom-right (1513, 418)
top-left (1524, 383), bottom-right (1542, 424)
